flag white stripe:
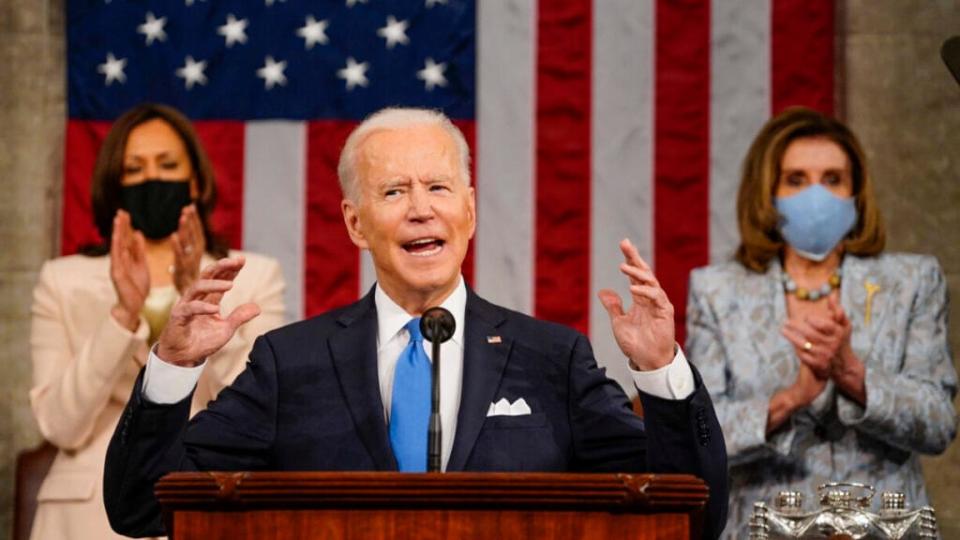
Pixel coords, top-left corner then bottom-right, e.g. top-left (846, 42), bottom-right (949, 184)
top-left (474, 0), bottom-right (537, 314)
top-left (591, 0), bottom-right (656, 394)
top-left (709, 0), bottom-right (771, 264)
top-left (243, 121), bottom-right (306, 322)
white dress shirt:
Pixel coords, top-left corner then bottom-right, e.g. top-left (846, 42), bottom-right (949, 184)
top-left (374, 278), bottom-right (466, 471)
top-left (142, 276), bottom-right (695, 470)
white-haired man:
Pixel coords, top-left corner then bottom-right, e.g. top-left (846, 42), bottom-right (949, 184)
top-left (104, 108), bottom-right (728, 539)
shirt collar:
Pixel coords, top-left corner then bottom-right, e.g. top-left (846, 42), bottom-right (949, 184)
top-left (375, 276), bottom-right (467, 350)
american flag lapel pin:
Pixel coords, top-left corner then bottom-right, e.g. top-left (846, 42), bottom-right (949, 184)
top-left (486, 336), bottom-right (502, 344)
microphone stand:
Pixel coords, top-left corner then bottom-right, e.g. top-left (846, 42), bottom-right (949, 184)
top-left (427, 320), bottom-right (442, 473)
top-left (420, 307), bottom-right (455, 473)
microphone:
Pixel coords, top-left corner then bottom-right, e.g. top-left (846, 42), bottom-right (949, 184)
top-left (420, 307), bottom-right (455, 473)
top-left (942, 35), bottom-right (960, 86)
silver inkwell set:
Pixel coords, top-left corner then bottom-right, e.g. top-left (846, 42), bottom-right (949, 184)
top-left (749, 482), bottom-right (937, 539)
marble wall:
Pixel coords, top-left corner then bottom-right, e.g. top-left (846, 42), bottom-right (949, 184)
top-left (0, 0), bottom-right (957, 538)
top-left (0, 0), bottom-right (64, 537)
top-left (841, 0), bottom-right (960, 536)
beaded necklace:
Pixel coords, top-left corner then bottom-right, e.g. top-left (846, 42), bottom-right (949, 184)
top-left (782, 268), bottom-right (841, 301)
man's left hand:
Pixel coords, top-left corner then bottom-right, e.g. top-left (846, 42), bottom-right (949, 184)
top-left (598, 238), bottom-right (676, 371)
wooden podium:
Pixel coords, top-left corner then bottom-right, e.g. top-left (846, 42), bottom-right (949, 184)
top-left (155, 472), bottom-right (708, 539)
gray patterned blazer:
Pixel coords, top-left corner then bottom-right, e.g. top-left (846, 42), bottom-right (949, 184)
top-left (686, 253), bottom-right (957, 539)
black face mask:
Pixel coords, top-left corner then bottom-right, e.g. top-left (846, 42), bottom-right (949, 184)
top-left (120, 180), bottom-right (192, 240)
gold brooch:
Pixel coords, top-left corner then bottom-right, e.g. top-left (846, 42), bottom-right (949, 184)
top-left (864, 280), bottom-right (881, 325)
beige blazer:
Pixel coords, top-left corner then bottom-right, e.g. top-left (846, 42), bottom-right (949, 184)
top-left (29, 250), bottom-right (285, 540)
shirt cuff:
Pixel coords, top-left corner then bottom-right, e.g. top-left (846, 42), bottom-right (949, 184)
top-left (629, 346), bottom-right (695, 400)
top-left (142, 345), bottom-right (206, 404)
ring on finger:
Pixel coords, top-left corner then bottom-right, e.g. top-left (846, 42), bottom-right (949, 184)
top-left (803, 341), bottom-right (813, 351)
top-left (184, 245), bottom-right (194, 255)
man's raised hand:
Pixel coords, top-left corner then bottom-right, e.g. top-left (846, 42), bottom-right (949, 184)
top-left (155, 256), bottom-right (261, 367)
top-left (598, 238), bottom-right (676, 371)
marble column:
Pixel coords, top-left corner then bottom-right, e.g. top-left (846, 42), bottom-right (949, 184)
top-left (0, 0), bottom-right (64, 536)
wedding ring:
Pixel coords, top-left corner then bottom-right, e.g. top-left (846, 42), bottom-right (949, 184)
top-left (184, 245), bottom-right (194, 255)
top-left (803, 341), bottom-right (813, 351)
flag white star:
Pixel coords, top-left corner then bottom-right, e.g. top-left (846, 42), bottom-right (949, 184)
top-left (345, 0), bottom-right (367, 7)
top-left (337, 57), bottom-right (369, 90)
top-left (425, 0), bottom-right (447, 7)
top-left (218, 14), bottom-right (249, 47)
top-left (97, 52), bottom-right (127, 85)
top-left (137, 12), bottom-right (167, 46)
top-left (256, 56), bottom-right (288, 90)
top-left (417, 58), bottom-right (447, 91)
top-left (175, 56), bottom-right (208, 89)
top-left (296, 16), bottom-right (329, 49)
top-left (377, 16), bottom-right (409, 49)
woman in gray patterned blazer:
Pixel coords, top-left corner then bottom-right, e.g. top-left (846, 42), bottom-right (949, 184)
top-left (686, 107), bottom-right (957, 538)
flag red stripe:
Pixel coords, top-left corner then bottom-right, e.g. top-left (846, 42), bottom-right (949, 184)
top-left (451, 120), bottom-right (477, 288)
top-left (772, 0), bottom-right (835, 114)
top-left (305, 121), bottom-right (361, 317)
top-left (654, 0), bottom-right (711, 345)
top-left (534, 0), bottom-right (593, 334)
top-left (193, 121), bottom-right (245, 250)
top-left (62, 120), bottom-right (112, 255)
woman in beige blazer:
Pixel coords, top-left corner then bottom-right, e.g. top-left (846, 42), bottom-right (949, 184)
top-left (29, 104), bottom-right (285, 540)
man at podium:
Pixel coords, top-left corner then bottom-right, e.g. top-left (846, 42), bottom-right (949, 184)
top-left (103, 108), bottom-right (728, 538)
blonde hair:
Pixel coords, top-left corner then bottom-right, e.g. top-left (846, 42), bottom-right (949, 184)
top-left (735, 107), bottom-right (885, 272)
top-left (337, 107), bottom-right (471, 201)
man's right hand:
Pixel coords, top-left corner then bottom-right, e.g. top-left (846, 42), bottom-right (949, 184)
top-left (155, 256), bottom-right (261, 367)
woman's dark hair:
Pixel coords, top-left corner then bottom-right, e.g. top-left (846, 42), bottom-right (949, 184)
top-left (80, 103), bottom-right (229, 258)
top-left (735, 107), bottom-right (885, 272)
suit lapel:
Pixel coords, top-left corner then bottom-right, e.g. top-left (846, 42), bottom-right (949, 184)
top-left (328, 290), bottom-right (397, 471)
top-left (446, 291), bottom-right (510, 471)
top-left (746, 260), bottom-right (795, 371)
top-left (841, 256), bottom-right (894, 361)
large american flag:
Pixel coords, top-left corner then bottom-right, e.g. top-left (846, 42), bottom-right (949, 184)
top-left (64, 0), bottom-right (834, 392)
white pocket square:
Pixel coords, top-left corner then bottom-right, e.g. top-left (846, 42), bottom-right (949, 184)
top-left (486, 397), bottom-right (532, 417)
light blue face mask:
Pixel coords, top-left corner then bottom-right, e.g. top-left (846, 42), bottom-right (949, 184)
top-left (774, 184), bottom-right (858, 262)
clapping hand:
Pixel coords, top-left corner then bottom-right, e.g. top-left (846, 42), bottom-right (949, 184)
top-left (155, 257), bottom-right (261, 367)
top-left (170, 204), bottom-right (206, 294)
top-left (781, 296), bottom-right (865, 405)
top-left (110, 210), bottom-right (149, 332)
top-left (780, 297), bottom-right (851, 378)
top-left (598, 239), bottom-right (676, 371)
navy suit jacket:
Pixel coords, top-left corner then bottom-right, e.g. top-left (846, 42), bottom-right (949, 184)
top-left (104, 289), bottom-right (728, 538)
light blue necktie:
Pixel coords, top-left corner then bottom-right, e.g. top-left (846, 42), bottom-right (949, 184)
top-left (389, 318), bottom-right (431, 472)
